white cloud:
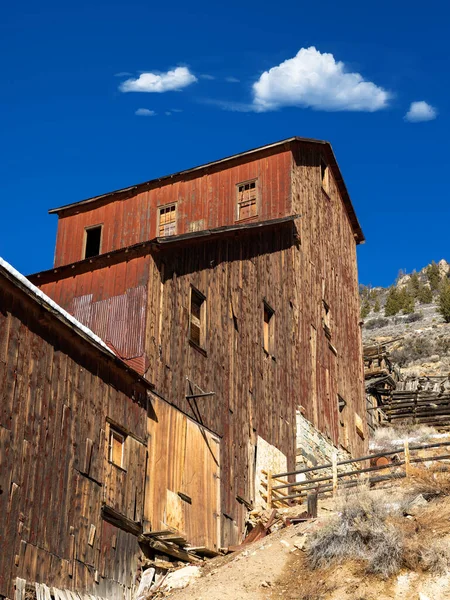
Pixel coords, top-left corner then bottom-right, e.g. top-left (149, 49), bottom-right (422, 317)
top-left (200, 74), bottom-right (215, 80)
top-left (120, 67), bottom-right (197, 93)
top-left (404, 101), bottom-right (437, 122)
top-left (135, 108), bottom-right (156, 116)
top-left (252, 47), bottom-right (390, 112)
top-left (225, 76), bottom-right (240, 83)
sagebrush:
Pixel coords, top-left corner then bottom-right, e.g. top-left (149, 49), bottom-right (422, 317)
top-left (307, 480), bottom-right (450, 579)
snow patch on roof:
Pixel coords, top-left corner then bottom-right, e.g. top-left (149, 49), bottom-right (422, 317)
top-left (0, 256), bottom-right (114, 355)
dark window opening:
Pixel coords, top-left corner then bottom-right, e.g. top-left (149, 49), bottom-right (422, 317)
top-left (189, 287), bottom-right (206, 348)
top-left (338, 394), bottom-right (347, 413)
top-left (263, 302), bottom-right (274, 354)
top-left (84, 226), bottom-right (102, 259)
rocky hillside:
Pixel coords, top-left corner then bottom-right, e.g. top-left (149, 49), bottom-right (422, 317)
top-left (360, 259), bottom-right (450, 376)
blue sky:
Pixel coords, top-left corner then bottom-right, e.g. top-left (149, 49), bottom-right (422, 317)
top-left (1, 0), bottom-right (447, 286)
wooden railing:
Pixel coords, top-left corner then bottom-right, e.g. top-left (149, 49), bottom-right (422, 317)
top-left (265, 440), bottom-right (450, 508)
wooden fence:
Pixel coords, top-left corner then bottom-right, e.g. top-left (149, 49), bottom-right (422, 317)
top-left (265, 440), bottom-right (450, 508)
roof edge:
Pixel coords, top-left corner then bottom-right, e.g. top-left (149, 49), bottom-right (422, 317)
top-left (0, 257), bottom-right (154, 390)
top-left (28, 215), bottom-right (300, 284)
top-left (47, 135), bottom-right (364, 243)
top-left (48, 137), bottom-right (324, 214)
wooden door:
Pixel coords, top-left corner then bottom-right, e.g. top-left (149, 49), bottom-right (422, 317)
top-left (145, 396), bottom-right (221, 552)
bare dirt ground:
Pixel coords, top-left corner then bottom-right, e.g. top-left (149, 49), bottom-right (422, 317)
top-left (161, 521), bottom-right (320, 600)
top-left (159, 484), bottom-right (450, 600)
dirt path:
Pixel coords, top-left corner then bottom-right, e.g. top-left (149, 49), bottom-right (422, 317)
top-left (163, 523), bottom-right (314, 600)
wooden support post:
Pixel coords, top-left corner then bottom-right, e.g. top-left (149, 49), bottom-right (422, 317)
top-left (404, 439), bottom-right (411, 476)
top-left (267, 471), bottom-right (272, 509)
top-left (307, 493), bottom-right (318, 518)
top-left (332, 453), bottom-right (338, 497)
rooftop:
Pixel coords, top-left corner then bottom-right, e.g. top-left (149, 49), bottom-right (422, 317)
top-left (48, 136), bottom-right (364, 244)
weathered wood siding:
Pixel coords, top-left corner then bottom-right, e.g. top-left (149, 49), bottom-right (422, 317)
top-left (53, 148), bottom-right (292, 266)
top-left (0, 274), bottom-right (148, 599)
top-left (291, 143), bottom-right (366, 456)
top-left (30, 139), bottom-right (366, 548)
top-left (145, 394), bottom-right (221, 551)
top-left (144, 225), bottom-right (300, 543)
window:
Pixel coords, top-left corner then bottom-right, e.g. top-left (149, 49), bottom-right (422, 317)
top-left (109, 427), bottom-right (125, 468)
top-left (263, 301), bottom-right (274, 354)
top-left (237, 180), bottom-right (257, 220)
top-left (321, 159), bottom-right (329, 194)
top-left (84, 225), bottom-right (102, 259)
top-left (158, 204), bottom-right (177, 237)
top-left (338, 394), bottom-right (347, 413)
top-left (322, 300), bottom-right (331, 340)
top-left (355, 412), bottom-right (365, 440)
top-left (189, 287), bottom-right (206, 349)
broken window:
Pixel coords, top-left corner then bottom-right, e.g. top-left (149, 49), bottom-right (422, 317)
top-left (189, 287), bottom-right (206, 348)
top-left (84, 225), bottom-right (102, 259)
top-left (109, 427), bottom-right (125, 468)
top-left (263, 301), bottom-right (274, 354)
top-left (158, 204), bottom-right (177, 237)
top-left (321, 159), bottom-right (329, 194)
top-left (237, 180), bottom-right (257, 220)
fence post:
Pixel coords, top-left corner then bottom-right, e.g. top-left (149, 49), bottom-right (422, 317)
top-left (404, 439), bottom-right (411, 476)
top-left (332, 453), bottom-right (338, 496)
top-left (307, 492), bottom-right (318, 518)
top-left (267, 471), bottom-right (272, 509)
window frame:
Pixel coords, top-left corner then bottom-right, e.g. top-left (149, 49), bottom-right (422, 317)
top-left (158, 202), bottom-right (177, 238)
top-left (189, 286), bottom-right (207, 352)
top-left (263, 300), bottom-right (275, 356)
top-left (108, 425), bottom-right (126, 470)
top-left (322, 299), bottom-right (331, 340)
top-left (83, 224), bottom-right (103, 260)
top-left (236, 179), bottom-right (258, 222)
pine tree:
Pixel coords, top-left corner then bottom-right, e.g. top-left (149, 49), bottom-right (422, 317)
top-left (417, 285), bottom-right (433, 304)
top-left (399, 288), bottom-right (415, 314)
top-left (361, 299), bottom-right (371, 319)
top-left (426, 261), bottom-right (442, 291)
top-left (408, 271), bottom-right (420, 298)
top-left (373, 298), bottom-right (381, 313)
top-left (438, 279), bottom-right (450, 323)
top-left (384, 287), bottom-right (401, 316)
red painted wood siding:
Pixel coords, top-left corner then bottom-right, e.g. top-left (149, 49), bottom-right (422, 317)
top-left (53, 149), bottom-right (293, 266)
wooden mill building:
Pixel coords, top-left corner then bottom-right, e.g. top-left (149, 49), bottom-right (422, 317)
top-left (1, 136), bottom-right (367, 599)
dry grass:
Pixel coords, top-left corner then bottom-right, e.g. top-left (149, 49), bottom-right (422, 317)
top-left (271, 551), bottom-right (338, 600)
top-left (402, 465), bottom-right (450, 500)
top-left (307, 477), bottom-right (450, 579)
top-left (370, 425), bottom-right (438, 452)
top-left (308, 489), bottom-right (403, 577)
